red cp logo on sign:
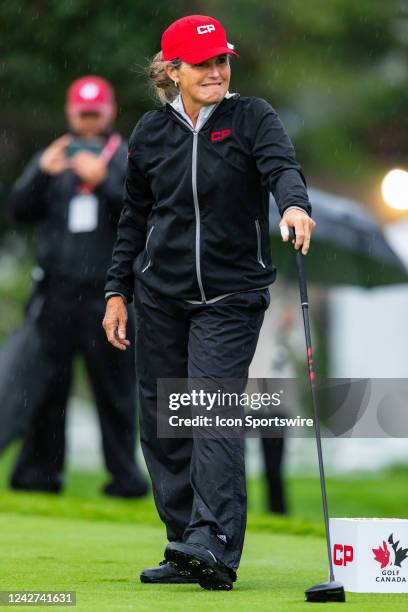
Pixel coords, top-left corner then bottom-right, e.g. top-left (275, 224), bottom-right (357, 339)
top-left (334, 544), bottom-right (354, 566)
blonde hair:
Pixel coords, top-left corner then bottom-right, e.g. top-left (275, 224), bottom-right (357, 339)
top-left (147, 51), bottom-right (182, 104)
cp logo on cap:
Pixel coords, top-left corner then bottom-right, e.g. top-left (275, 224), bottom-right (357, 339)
top-left (79, 83), bottom-right (100, 100)
top-left (197, 24), bottom-right (216, 34)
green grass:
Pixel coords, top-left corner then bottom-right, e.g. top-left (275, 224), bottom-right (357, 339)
top-left (0, 513), bottom-right (407, 611)
top-left (1, 445), bottom-right (407, 535)
top-left (0, 446), bottom-right (407, 609)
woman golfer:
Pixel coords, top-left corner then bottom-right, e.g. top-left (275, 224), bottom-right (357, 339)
top-left (103, 14), bottom-right (315, 591)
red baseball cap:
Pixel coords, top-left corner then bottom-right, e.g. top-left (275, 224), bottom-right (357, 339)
top-left (161, 15), bottom-right (239, 65)
top-left (66, 76), bottom-right (114, 113)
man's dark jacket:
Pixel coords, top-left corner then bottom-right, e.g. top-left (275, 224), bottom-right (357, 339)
top-left (8, 139), bottom-right (127, 288)
top-left (105, 95), bottom-right (311, 302)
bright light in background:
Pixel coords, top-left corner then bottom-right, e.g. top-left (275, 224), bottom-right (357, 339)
top-left (381, 168), bottom-right (408, 210)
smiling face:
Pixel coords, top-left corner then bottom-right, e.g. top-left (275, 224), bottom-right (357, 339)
top-left (166, 55), bottom-right (231, 109)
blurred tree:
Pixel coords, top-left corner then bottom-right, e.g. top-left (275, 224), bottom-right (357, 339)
top-left (1, 0), bottom-right (407, 206)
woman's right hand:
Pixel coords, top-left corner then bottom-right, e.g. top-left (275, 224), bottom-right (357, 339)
top-left (102, 296), bottom-right (131, 351)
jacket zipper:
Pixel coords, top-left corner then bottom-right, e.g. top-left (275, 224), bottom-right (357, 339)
top-left (191, 131), bottom-right (206, 302)
top-left (170, 109), bottom-right (217, 303)
top-left (141, 225), bottom-right (155, 273)
top-left (255, 220), bottom-right (266, 269)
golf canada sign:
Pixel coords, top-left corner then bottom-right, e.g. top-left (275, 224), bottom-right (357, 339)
top-left (372, 533), bottom-right (408, 583)
top-left (330, 518), bottom-right (408, 592)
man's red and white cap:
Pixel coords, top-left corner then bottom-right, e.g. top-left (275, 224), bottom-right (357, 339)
top-left (66, 76), bottom-right (114, 113)
top-left (161, 15), bottom-right (239, 65)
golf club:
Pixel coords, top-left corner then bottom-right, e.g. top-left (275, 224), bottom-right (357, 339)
top-left (293, 231), bottom-right (346, 603)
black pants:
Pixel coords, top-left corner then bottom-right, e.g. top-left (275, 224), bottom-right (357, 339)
top-left (261, 437), bottom-right (287, 514)
top-left (134, 280), bottom-right (270, 570)
top-left (11, 280), bottom-right (143, 490)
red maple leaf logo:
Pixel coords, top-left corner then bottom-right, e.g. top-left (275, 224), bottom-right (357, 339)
top-left (372, 541), bottom-right (390, 568)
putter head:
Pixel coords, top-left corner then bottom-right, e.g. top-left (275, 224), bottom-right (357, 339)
top-left (305, 580), bottom-right (345, 603)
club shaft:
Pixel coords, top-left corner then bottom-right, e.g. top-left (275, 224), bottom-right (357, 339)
top-left (295, 248), bottom-right (335, 583)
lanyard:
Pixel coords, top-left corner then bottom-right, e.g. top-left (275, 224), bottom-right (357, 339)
top-left (78, 133), bottom-right (122, 194)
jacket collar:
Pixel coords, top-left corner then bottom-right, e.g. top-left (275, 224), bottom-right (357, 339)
top-left (170, 91), bottom-right (235, 132)
top-left (166, 92), bottom-right (239, 132)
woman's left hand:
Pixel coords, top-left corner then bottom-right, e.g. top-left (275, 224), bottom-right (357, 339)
top-left (279, 208), bottom-right (316, 255)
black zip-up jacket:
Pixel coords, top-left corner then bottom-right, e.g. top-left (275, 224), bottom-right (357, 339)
top-left (105, 95), bottom-right (311, 302)
top-left (7, 139), bottom-right (127, 289)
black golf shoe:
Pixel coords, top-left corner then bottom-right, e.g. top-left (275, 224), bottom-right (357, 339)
top-left (10, 474), bottom-right (63, 494)
top-left (165, 542), bottom-right (236, 591)
top-left (140, 561), bottom-right (197, 584)
top-left (102, 479), bottom-right (148, 499)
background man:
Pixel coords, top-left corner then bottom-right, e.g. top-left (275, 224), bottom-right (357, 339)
top-left (6, 76), bottom-right (147, 498)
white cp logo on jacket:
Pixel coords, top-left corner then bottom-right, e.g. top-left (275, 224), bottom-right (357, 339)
top-left (197, 24), bottom-right (216, 34)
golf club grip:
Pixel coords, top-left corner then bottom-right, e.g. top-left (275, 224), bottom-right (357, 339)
top-left (291, 229), bottom-right (308, 305)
